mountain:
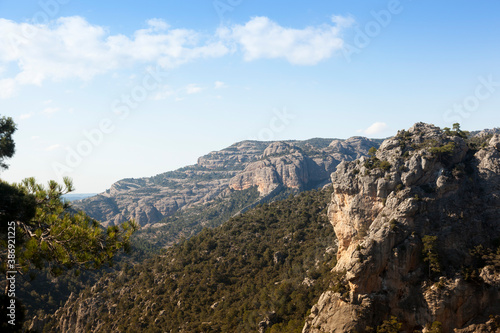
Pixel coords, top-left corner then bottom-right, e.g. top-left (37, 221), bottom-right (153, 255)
top-left (30, 123), bottom-right (500, 332)
top-left (35, 187), bottom-right (337, 332)
top-left (72, 137), bottom-right (382, 228)
top-left (13, 136), bottom-right (380, 327)
top-left (303, 123), bottom-right (500, 332)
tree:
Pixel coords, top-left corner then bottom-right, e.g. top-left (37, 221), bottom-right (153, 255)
top-left (443, 123), bottom-right (469, 139)
top-left (422, 235), bottom-right (441, 277)
top-left (1, 177), bottom-right (137, 277)
top-left (376, 316), bottom-right (402, 333)
top-left (0, 116), bottom-right (16, 170)
top-left (0, 115), bottom-right (137, 277)
top-left (427, 321), bottom-right (443, 333)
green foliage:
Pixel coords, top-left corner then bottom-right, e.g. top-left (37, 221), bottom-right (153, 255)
top-left (0, 117), bottom-right (139, 329)
top-left (376, 316), bottom-right (402, 333)
top-left (422, 235), bottom-right (441, 277)
top-left (268, 319), bottom-right (303, 333)
top-left (44, 187), bottom-right (337, 332)
top-left (426, 321), bottom-right (443, 333)
top-left (0, 177), bottom-right (137, 276)
top-left (329, 269), bottom-right (349, 299)
top-left (364, 157), bottom-right (391, 172)
top-left (443, 123), bottom-right (469, 139)
top-left (389, 219), bottom-right (398, 231)
top-left (378, 160), bottom-right (391, 171)
top-left (464, 244), bottom-right (500, 282)
top-left (429, 142), bottom-right (455, 158)
top-left (0, 115), bottom-right (16, 169)
top-left (466, 133), bottom-right (493, 151)
top-left (132, 186), bottom-right (262, 251)
top-left (363, 146), bottom-right (391, 172)
top-left (150, 165), bottom-right (236, 186)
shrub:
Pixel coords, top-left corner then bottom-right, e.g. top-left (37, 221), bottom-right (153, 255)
top-left (379, 160), bottom-right (391, 171)
top-left (376, 316), bottom-right (402, 333)
top-left (430, 142), bottom-right (455, 158)
top-left (422, 235), bottom-right (441, 277)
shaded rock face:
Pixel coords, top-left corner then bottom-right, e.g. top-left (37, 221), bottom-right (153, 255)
top-left (73, 138), bottom-right (381, 227)
top-left (303, 123), bottom-right (500, 332)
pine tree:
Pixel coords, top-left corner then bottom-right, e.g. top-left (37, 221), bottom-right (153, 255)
top-left (0, 115), bottom-right (137, 277)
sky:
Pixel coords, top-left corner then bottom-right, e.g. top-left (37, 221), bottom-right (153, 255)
top-left (0, 0), bottom-right (499, 193)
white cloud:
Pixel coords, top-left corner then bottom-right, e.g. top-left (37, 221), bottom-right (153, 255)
top-left (42, 99), bottom-right (53, 105)
top-left (42, 107), bottom-right (60, 115)
top-left (360, 122), bottom-right (388, 135)
top-left (0, 79), bottom-right (16, 98)
top-left (45, 144), bottom-right (62, 151)
top-left (151, 85), bottom-right (175, 100)
top-left (185, 84), bottom-right (202, 94)
top-left (331, 15), bottom-right (356, 28)
top-left (0, 15), bottom-right (352, 98)
top-left (214, 81), bottom-right (226, 89)
top-left (221, 16), bottom-right (349, 65)
top-left (146, 18), bottom-right (170, 31)
top-left (0, 16), bottom-right (229, 98)
top-left (19, 112), bottom-right (34, 120)
top-left (31, 136), bottom-right (40, 140)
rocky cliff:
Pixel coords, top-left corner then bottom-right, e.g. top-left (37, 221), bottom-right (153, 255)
top-left (303, 123), bottom-right (500, 332)
top-left (73, 137), bottom-right (381, 227)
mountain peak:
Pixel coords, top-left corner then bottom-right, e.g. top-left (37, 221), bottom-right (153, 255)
top-left (304, 123), bottom-right (500, 332)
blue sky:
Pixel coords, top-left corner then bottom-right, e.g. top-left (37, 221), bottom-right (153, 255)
top-left (1, 0), bottom-right (499, 192)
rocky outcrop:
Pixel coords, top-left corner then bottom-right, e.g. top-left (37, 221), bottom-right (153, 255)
top-left (73, 137), bottom-right (381, 227)
top-left (303, 124), bottom-right (500, 332)
top-left (229, 143), bottom-right (326, 194)
top-left (229, 137), bottom-right (379, 195)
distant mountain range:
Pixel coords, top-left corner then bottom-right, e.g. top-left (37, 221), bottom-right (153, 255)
top-left (72, 137), bottom-right (384, 228)
top-left (38, 123), bottom-right (500, 332)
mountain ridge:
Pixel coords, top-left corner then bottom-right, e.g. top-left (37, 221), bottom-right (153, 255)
top-left (28, 123), bottom-right (500, 332)
top-left (73, 136), bottom-right (383, 228)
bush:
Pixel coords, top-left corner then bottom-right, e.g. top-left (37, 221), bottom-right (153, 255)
top-left (379, 160), bottom-right (391, 171)
top-left (376, 316), bottom-right (402, 333)
top-left (430, 142), bottom-right (455, 158)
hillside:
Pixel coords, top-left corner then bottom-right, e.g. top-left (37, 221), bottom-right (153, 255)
top-left (10, 136), bottom-right (381, 327)
top-left (38, 123), bottom-right (500, 333)
top-left (72, 137), bottom-right (382, 228)
top-left (37, 187), bottom-right (337, 332)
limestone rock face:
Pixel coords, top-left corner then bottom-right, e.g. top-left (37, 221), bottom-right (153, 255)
top-left (74, 138), bottom-right (381, 227)
top-left (490, 134), bottom-right (500, 151)
top-left (229, 143), bottom-right (326, 194)
top-left (229, 138), bottom-right (380, 195)
top-left (303, 123), bottom-right (500, 332)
